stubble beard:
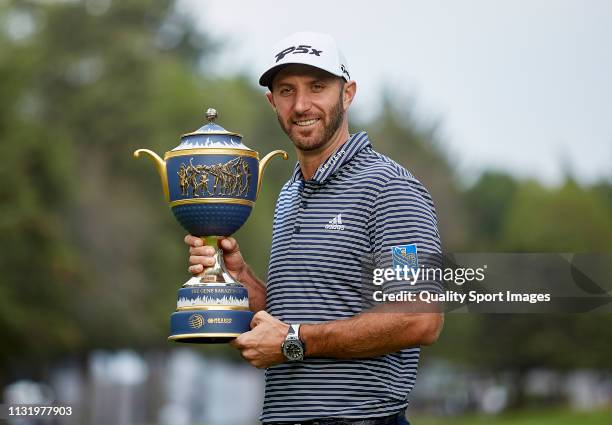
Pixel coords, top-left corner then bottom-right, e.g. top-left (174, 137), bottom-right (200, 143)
top-left (277, 91), bottom-right (345, 152)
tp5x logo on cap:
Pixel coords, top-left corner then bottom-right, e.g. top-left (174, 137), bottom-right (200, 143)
top-left (259, 31), bottom-right (351, 88)
top-left (275, 45), bottom-right (323, 62)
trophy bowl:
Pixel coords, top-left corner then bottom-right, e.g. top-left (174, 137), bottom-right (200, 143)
top-left (134, 108), bottom-right (287, 343)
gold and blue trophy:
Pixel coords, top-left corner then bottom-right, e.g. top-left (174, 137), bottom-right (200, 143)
top-left (134, 108), bottom-right (287, 343)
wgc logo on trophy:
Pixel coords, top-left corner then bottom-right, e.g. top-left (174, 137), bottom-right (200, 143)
top-left (134, 108), bottom-right (287, 343)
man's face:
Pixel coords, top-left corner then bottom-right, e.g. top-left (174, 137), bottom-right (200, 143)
top-left (267, 65), bottom-right (346, 152)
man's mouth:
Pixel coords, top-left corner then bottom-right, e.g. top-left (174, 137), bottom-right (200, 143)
top-left (293, 118), bottom-right (320, 127)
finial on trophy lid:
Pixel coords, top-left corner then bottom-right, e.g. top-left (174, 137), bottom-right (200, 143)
top-left (174, 106), bottom-right (252, 151)
top-left (205, 107), bottom-right (218, 122)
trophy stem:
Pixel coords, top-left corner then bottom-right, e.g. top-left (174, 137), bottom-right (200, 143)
top-left (183, 236), bottom-right (237, 286)
top-left (200, 236), bottom-right (218, 247)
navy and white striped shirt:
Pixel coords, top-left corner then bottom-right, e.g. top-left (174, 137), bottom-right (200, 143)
top-left (263, 131), bottom-right (442, 422)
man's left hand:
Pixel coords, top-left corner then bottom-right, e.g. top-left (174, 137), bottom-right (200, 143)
top-left (230, 311), bottom-right (289, 369)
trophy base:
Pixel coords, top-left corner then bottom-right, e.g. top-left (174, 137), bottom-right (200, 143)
top-left (168, 308), bottom-right (254, 344)
top-left (167, 335), bottom-right (237, 344)
top-left (169, 238), bottom-right (254, 344)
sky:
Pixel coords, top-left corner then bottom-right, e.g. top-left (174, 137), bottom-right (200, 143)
top-left (179, 0), bottom-right (612, 186)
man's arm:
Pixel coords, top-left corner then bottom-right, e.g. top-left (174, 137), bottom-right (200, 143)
top-left (301, 302), bottom-right (444, 358)
top-left (231, 302), bottom-right (443, 369)
top-left (234, 263), bottom-right (267, 313)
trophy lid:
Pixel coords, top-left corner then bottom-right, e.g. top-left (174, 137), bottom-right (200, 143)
top-left (173, 108), bottom-right (253, 151)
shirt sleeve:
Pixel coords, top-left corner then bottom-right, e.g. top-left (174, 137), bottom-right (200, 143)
top-left (370, 175), bottom-right (443, 296)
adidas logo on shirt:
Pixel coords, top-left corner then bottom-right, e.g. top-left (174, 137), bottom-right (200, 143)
top-left (325, 213), bottom-right (345, 230)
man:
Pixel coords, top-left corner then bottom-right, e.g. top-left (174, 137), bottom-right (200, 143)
top-left (185, 32), bottom-right (443, 425)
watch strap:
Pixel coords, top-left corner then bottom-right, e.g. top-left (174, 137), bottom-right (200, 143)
top-left (282, 323), bottom-right (305, 362)
top-left (286, 323), bottom-right (301, 341)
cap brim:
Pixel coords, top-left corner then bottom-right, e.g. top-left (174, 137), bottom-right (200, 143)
top-left (258, 64), bottom-right (291, 88)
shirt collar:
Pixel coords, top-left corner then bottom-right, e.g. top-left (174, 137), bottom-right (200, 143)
top-left (290, 131), bottom-right (371, 184)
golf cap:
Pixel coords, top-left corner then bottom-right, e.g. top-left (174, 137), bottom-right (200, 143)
top-left (259, 31), bottom-right (351, 89)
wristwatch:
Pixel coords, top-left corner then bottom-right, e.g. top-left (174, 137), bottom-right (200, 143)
top-left (281, 324), bottom-right (305, 362)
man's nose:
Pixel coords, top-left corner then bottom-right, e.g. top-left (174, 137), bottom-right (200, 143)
top-left (293, 90), bottom-right (312, 114)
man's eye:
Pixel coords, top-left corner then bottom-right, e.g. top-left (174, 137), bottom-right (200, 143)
top-left (279, 88), bottom-right (293, 96)
top-left (312, 84), bottom-right (324, 92)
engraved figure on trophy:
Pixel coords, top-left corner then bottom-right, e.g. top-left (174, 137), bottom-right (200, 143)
top-left (235, 158), bottom-right (252, 197)
top-left (208, 162), bottom-right (225, 196)
top-left (219, 160), bottom-right (236, 196)
top-left (195, 164), bottom-right (211, 196)
top-left (178, 163), bottom-right (189, 196)
top-left (226, 158), bottom-right (242, 196)
top-left (188, 158), bottom-right (202, 197)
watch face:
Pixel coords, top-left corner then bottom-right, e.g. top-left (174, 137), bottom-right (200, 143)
top-left (283, 341), bottom-right (304, 361)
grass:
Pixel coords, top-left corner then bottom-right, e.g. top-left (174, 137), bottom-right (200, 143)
top-left (412, 407), bottom-right (612, 425)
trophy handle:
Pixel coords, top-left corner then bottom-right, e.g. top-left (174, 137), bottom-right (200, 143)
top-left (133, 149), bottom-right (169, 201)
top-left (257, 150), bottom-right (288, 199)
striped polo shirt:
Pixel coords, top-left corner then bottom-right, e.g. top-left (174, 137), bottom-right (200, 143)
top-left (262, 131), bottom-right (442, 422)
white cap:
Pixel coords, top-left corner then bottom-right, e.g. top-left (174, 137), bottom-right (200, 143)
top-left (259, 31), bottom-right (351, 88)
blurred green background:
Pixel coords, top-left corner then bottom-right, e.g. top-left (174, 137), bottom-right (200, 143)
top-left (0, 1), bottom-right (611, 424)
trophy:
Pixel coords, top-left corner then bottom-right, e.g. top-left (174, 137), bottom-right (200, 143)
top-left (134, 108), bottom-right (287, 343)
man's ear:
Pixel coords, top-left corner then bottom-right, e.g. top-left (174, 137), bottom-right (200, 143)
top-left (266, 91), bottom-right (277, 111)
top-left (342, 80), bottom-right (357, 110)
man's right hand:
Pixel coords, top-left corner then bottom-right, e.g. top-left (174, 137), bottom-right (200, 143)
top-left (185, 235), bottom-right (247, 282)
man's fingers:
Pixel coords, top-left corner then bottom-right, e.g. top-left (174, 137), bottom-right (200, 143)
top-left (241, 349), bottom-right (258, 361)
top-left (189, 246), bottom-right (216, 256)
top-left (185, 237), bottom-right (217, 276)
top-left (189, 255), bottom-right (215, 267)
top-left (250, 311), bottom-right (274, 328)
top-left (184, 235), bottom-right (203, 247)
top-left (231, 334), bottom-right (247, 349)
top-left (250, 316), bottom-right (260, 329)
top-left (188, 264), bottom-right (203, 274)
top-left (219, 237), bottom-right (240, 254)
top-left (253, 310), bottom-right (269, 322)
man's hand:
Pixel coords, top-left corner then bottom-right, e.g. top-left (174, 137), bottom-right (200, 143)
top-left (185, 235), bottom-right (247, 281)
top-left (230, 311), bottom-right (289, 369)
